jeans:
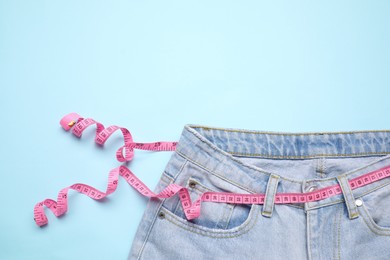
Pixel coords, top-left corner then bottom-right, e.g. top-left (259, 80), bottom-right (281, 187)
top-left (128, 124), bottom-right (390, 259)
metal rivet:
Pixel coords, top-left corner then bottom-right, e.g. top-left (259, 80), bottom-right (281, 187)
top-left (307, 186), bottom-right (317, 192)
top-left (189, 181), bottom-right (196, 188)
top-left (355, 199), bottom-right (363, 207)
top-left (158, 211), bottom-right (165, 219)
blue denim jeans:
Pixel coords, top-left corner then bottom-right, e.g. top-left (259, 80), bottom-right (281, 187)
top-left (128, 124), bottom-right (390, 259)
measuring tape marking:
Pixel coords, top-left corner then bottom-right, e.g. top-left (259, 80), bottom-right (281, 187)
top-left (59, 112), bottom-right (177, 162)
top-left (34, 112), bottom-right (390, 227)
top-left (34, 162), bottom-right (390, 227)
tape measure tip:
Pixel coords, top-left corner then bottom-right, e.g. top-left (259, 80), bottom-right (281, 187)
top-left (67, 121), bottom-right (76, 127)
top-left (59, 112), bottom-right (81, 131)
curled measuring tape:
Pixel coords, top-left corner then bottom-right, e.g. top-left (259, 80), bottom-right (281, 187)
top-left (59, 112), bottom-right (177, 162)
top-left (33, 113), bottom-right (390, 227)
top-left (34, 113), bottom-right (177, 226)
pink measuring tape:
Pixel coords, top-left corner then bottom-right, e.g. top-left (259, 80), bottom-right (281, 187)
top-left (33, 113), bottom-right (390, 227)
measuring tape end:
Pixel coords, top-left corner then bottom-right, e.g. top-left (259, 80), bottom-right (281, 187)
top-left (60, 113), bottom-right (82, 131)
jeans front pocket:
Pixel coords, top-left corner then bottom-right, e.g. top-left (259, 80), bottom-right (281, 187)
top-left (160, 159), bottom-right (260, 238)
top-left (357, 182), bottom-right (390, 236)
top-left (172, 176), bottom-right (235, 229)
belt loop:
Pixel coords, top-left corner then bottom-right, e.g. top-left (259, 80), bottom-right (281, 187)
top-left (261, 174), bottom-right (280, 218)
top-left (336, 174), bottom-right (359, 220)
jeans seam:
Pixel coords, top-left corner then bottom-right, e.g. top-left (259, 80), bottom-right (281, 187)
top-left (187, 181), bottom-right (234, 229)
top-left (136, 161), bottom-right (187, 259)
top-left (178, 150), bottom-right (316, 205)
top-left (323, 157), bottom-right (328, 178)
top-left (262, 175), bottom-right (279, 216)
top-left (219, 203), bottom-right (234, 229)
top-left (173, 177), bottom-right (235, 214)
top-left (136, 175), bottom-right (172, 259)
top-left (171, 171), bottom-right (389, 213)
top-left (190, 124), bottom-right (390, 135)
top-left (177, 147), bottom-right (305, 184)
top-left (136, 200), bottom-right (164, 260)
top-left (359, 202), bottom-right (390, 236)
top-left (178, 143), bottom-right (390, 187)
top-left (194, 178), bottom-right (236, 229)
top-left (223, 204), bottom-right (235, 229)
top-left (337, 176), bottom-right (353, 219)
top-left (176, 150), bottom-right (260, 192)
top-left (161, 173), bottom-right (173, 183)
top-left (332, 205), bottom-right (337, 260)
top-left (307, 210), bottom-right (312, 260)
top-left (291, 155), bottom-right (390, 183)
top-left (174, 156), bottom-right (189, 180)
top-left (227, 151), bottom-right (390, 159)
top-left (160, 204), bottom-right (260, 238)
top-left (306, 181), bottom-right (390, 210)
top-left (337, 204), bottom-right (342, 260)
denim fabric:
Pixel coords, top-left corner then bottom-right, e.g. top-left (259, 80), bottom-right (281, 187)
top-left (128, 125), bottom-right (390, 260)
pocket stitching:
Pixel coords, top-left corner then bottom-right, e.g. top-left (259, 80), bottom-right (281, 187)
top-left (176, 150), bottom-right (257, 194)
top-left (189, 178), bottom-right (235, 229)
top-left (163, 159), bottom-right (259, 237)
top-left (158, 156), bottom-right (189, 218)
top-left (358, 202), bottom-right (390, 236)
top-left (161, 204), bottom-right (260, 238)
top-left (173, 177), bottom-right (235, 229)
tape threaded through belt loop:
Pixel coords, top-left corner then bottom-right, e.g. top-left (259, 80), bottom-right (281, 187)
top-left (261, 174), bottom-right (280, 218)
top-left (336, 174), bottom-right (359, 220)
top-left (33, 112), bottom-right (390, 227)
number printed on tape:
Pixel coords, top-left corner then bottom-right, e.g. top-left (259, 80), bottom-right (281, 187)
top-left (33, 113), bottom-right (390, 227)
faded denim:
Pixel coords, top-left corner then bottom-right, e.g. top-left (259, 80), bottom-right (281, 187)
top-left (128, 124), bottom-right (390, 260)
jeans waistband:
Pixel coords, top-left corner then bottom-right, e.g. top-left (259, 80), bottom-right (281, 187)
top-left (175, 124), bottom-right (390, 210)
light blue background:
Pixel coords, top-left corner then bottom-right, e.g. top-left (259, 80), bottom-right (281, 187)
top-left (1, 1), bottom-right (389, 259)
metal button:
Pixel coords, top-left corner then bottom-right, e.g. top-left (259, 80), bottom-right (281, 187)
top-left (158, 211), bottom-right (165, 219)
top-left (355, 199), bottom-right (363, 207)
top-left (307, 185), bottom-right (317, 192)
top-left (189, 180), bottom-right (196, 188)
